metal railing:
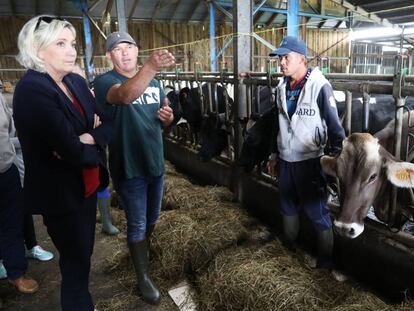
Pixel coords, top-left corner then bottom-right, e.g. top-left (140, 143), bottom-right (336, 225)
top-left (157, 57), bottom-right (414, 236)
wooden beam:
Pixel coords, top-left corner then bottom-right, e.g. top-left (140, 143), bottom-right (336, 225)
top-left (128, 0), bottom-right (140, 21)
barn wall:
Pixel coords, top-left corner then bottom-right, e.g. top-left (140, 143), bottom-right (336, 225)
top-left (0, 16), bottom-right (349, 82)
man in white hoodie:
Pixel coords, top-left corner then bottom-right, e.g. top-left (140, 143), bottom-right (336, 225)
top-left (267, 36), bottom-right (345, 276)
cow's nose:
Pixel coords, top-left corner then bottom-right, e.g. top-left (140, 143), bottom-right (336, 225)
top-left (348, 227), bottom-right (355, 237)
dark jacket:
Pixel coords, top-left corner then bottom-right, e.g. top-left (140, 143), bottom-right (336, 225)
top-left (13, 69), bottom-right (112, 215)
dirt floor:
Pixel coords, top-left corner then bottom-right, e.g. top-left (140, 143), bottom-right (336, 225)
top-left (0, 214), bottom-right (171, 311)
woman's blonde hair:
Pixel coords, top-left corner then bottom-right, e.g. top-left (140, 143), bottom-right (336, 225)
top-left (16, 15), bottom-right (76, 72)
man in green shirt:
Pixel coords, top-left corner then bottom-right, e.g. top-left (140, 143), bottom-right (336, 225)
top-left (94, 32), bottom-right (175, 305)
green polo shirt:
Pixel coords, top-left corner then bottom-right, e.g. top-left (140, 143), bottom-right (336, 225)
top-left (94, 70), bottom-right (166, 184)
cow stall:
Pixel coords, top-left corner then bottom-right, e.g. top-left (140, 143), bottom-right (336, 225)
top-left (157, 63), bottom-right (414, 301)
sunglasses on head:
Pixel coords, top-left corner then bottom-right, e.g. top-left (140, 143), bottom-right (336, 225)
top-left (34, 16), bottom-right (66, 31)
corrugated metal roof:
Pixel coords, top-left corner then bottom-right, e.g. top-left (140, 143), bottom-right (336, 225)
top-left (0, 0), bottom-right (345, 29)
top-left (0, 0), bottom-right (411, 29)
top-left (346, 0), bottom-right (414, 26)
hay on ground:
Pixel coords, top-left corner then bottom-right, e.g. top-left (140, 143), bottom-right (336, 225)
top-left (151, 204), bottom-right (250, 280)
top-left (197, 241), bottom-right (392, 311)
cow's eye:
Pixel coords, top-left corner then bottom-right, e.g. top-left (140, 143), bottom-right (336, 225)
top-left (368, 174), bottom-right (377, 183)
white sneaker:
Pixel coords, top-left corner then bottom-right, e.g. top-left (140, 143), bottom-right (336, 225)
top-left (331, 269), bottom-right (348, 282)
top-left (26, 245), bottom-right (54, 261)
top-left (0, 260), bottom-right (7, 279)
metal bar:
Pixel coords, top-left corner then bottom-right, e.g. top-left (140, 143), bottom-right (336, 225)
top-left (344, 90), bottom-right (352, 136)
top-left (253, 0), bottom-right (267, 16)
top-left (214, 37), bottom-right (233, 63)
top-left (287, 0), bottom-right (299, 37)
top-left (233, 0), bottom-right (252, 164)
top-left (210, 1), bottom-right (217, 72)
top-left (88, 0), bottom-right (104, 11)
top-left (362, 91), bottom-right (370, 132)
top-left (217, 1), bottom-right (348, 21)
top-left (212, 0), bottom-right (233, 21)
top-left (85, 12), bottom-right (107, 40)
top-left (252, 33), bottom-right (276, 51)
top-left (115, 0), bottom-right (127, 33)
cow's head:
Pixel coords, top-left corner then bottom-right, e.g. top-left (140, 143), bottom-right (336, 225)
top-left (321, 133), bottom-right (414, 239)
top-left (198, 112), bottom-right (228, 161)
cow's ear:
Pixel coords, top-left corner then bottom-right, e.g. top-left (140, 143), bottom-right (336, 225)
top-left (386, 160), bottom-right (414, 188)
top-left (320, 156), bottom-right (337, 177)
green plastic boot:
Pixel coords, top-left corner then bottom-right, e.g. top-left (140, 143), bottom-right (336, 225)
top-left (98, 197), bottom-right (120, 235)
top-left (128, 240), bottom-right (161, 305)
top-left (282, 214), bottom-right (299, 252)
top-left (316, 228), bottom-right (334, 269)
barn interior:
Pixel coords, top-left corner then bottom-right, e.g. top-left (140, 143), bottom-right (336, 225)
top-left (1, 1), bottom-right (414, 310)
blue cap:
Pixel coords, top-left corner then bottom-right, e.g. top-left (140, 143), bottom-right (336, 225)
top-left (269, 36), bottom-right (307, 57)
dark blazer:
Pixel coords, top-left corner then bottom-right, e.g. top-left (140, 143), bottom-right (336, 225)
top-left (13, 69), bottom-right (113, 215)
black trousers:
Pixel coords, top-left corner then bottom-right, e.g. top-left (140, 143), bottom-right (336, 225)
top-left (43, 194), bottom-right (97, 311)
top-left (23, 214), bottom-right (37, 250)
top-left (0, 164), bottom-right (27, 280)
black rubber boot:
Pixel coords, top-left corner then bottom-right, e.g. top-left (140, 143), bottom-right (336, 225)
top-left (98, 197), bottom-right (120, 235)
top-left (316, 228), bottom-right (334, 269)
top-left (128, 240), bottom-right (161, 305)
top-left (282, 215), bottom-right (299, 252)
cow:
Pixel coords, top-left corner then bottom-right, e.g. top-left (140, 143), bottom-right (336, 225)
top-left (168, 84), bottom-right (233, 161)
top-left (238, 106), bottom-right (277, 172)
top-left (336, 94), bottom-right (414, 134)
top-left (321, 111), bottom-right (414, 239)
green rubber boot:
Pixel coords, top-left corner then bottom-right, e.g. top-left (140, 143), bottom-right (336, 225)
top-left (282, 215), bottom-right (299, 252)
top-left (98, 197), bottom-right (120, 235)
top-left (316, 228), bottom-right (334, 269)
top-left (128, 240), bottom-right (161, 305)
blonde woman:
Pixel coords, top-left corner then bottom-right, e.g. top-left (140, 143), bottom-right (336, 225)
top-left (13, 16), bottom-right (112, 311)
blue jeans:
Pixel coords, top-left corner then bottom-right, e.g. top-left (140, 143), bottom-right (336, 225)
top-left (118, 174), bottom-right (164, 242)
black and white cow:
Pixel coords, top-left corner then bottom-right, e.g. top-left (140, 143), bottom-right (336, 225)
top-left (238, 106), bottom-right (277, 172)
top-left (336, 94), bottom-right (414, 134)
top-left (168, 84), bottom-right (232, 161)
top-left (321, 111), bottom-right (414, 239)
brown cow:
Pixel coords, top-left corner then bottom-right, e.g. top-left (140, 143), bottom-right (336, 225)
top-left (320, 112), bottom-right (414, 238)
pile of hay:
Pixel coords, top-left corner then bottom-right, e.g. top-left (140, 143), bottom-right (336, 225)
top-left (97, 161), bottom-right (414, 311)
top-left (163, 178), bottom-right (234, 211)
top-left (151, 203), bottom-right (251, 280)
top-left (197, 240), bottom-right (400, 311)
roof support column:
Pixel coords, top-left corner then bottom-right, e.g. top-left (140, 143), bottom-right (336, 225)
top-left (287, 0), bottom-right (299, 37)
top-left (82, 13), bottom-right (94, 83)
top-left (115, 0), bottom-right (127, 33)
top-left (209, 1), bottom-right (217, 71)
top-left (233, 0), bottom-right (252, 159)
